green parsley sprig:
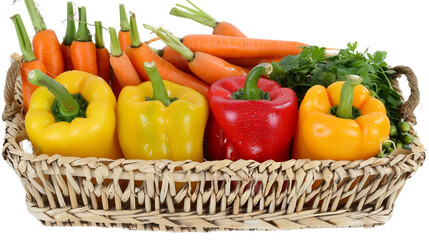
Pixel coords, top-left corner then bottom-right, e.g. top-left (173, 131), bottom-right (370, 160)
top-left (270, 42), bottom-right (402, 123)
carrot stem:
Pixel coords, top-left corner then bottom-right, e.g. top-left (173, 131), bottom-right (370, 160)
top-left (75, 7), bottom-right (92, 42)
top-left (129, 13), bottom-right (141, 48)
top-left (11, 14), bottom-right (36, 62)
top-left (169, 0), bottom-right (217, 28)
top-left (143, 24), bottom-right (194, 61)
top-left (119, 4), bottom-right (130, 32)
top-left (24, 0), bottom-right (47, 33)
top-left (150, 47), bottom-right (163, 56)
top-left (109, 27), bottom-right (122, 57)
top-left (63, 1), bottom-right (75, 45)
top-left (95, 21), bottom-right (105, 48)
top-left (144, 62), bottom-right (172, 107)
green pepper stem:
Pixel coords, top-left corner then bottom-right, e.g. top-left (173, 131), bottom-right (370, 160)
top-left (143, 24), bottom-right (194, 61)
top-left (119, 4), bottom-right (130, 31)
top-left (144, 62), bottom-right (172, 107)
top-left (169, 0), bottom-right (217, 28)
top-left (11, 14), bottom-right (36, 62)
top-left (109, 27), bottom-right (122, 57)
top-left (94, 21), bottom-right (105, 48)
top-left (335, 75), bottom-right (363, 119)
top-left (130, 12), bottom-right (142, 48)
top-left (75, 7), bottom-right (92, 42)
top-left (62, 1), bottom-right (75, 45)
top-left (24, 0), bottom-right (47, 33)
top-left (242, 63), bottom-right (273, 100)
top-left (28, 69), bottom-right (80, 117)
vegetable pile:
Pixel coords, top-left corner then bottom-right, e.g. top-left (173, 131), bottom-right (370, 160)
top-left (11, 0), bottom-right (415, 164)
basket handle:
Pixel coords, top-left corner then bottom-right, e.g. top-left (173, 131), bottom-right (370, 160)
top-left (2, 60), bottom-right (21, 121)
top-left (392, 65), bottom-right (420, 125)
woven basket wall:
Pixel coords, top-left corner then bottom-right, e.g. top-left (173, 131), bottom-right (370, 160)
top-left (2, 60), bottom-right (426, 232)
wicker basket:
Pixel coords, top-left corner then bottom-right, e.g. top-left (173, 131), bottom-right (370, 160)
top-left (2, 60), bottom-right (426, 232)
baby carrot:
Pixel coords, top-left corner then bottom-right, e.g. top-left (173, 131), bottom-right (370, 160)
top-left (160, 46), bottom-right (192, 74)
top-left (11, 14), bottom-right (47, 112)
top-left (70, 6), bottom-right (98, 75)
top-left (109, 27), bottom-right (141, 89)
top-left (144, 25), bottom-right (248, 85)
top-left (170, 0), bottom-right (246, 37)
top-left (95, 21), bottom-right (111, 83)
top-left (24, 0), bottom-right (64, 78)
top-left (145, 37), bottom-right (192, 73)
top-left (125, 13), bottom-right (209, 96)
top-left (145, 37), bottom-right (160, 45)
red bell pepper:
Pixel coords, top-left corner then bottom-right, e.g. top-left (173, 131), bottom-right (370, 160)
top-left (205, 63), bottom-right (298, 162)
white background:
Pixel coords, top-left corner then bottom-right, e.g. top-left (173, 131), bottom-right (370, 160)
top-left (0, 0), bottom-right (428, 238)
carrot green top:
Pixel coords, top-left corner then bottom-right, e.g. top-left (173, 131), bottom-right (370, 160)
top-left (95, 21), bottom-right (105, 48)
top-left (24, 0), bottom-right (47, 33)
top-left (63, 1), bottom-right (76, 45)
top-left (109, 27), bottom-right (122, 57)
top-left (129, 13), bottom-right (142, 48)
top-left (169, 0), bottom-right (217, 28)
top-left (119, 4), bottom-right (130, 32)
top-left (11, 14), bottom-right (36, 62)
top-left (143, 24), bottom-right (194, 61)
top-left (75, 7), bottom-right (92, 42)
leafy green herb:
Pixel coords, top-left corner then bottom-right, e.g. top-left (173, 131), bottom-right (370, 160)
top-left (270, 42), bottom-right (402, 124)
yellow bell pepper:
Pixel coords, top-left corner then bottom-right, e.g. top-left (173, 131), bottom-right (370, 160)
top-left (292, 75), bottom-right (390, 161)
top-left (25, 70), bottom-right (123, 159)
top-left (117, 62), bottom-right (209, 161)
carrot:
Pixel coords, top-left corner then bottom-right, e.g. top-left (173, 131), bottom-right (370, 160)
top-left (60, 1), bottom-right (75, 71)
top-left (70, 7), bottom-right (98, 75)
top-left (118, 31), bottom-right (131, 53)
top-left (223, 57), bottom-right (283, 68)
top-left (109, 27), bottom-right (141, 89)
top-left (94, 21), bottom-right (111, 83)
top-left (118, 4), bottom-right (131, 52)
top-left (144, 37), bottom-right (191, 73)
top-left (170, 0), bottom-right (246, 37)
top-left (160, 46), bottom-right (192, 74)
top-left (145, 37), bottom-right (160, 45)
top-left (188, 52), bottom-right (249, 84)
top-left (212, 22), bottom-right (246, 38)
top-left (125, 13), bottom-right (209, 96)
top-left (24, 0), bottom-right (64, 78)
top-left (60, 43), bottom-right (73, 72)
top-left (181, 34), bottom-right (308, 59)
top-left (11, 14), bottom-right (48, 112)
top-left (144, 25), bottom-right (249, 85)
top-left (111, 73), bottom-right (122, 99)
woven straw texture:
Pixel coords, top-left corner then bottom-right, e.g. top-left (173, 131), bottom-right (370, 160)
top-left (2, 60), bottom-right (426, 232)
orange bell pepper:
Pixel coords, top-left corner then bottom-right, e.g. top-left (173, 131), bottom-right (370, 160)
top-left (292, 75), bottom-right (390, 161)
